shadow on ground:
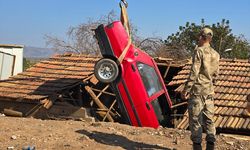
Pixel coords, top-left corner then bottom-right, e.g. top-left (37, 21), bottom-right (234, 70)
top-left (76, 129), bottom-right (171, 150)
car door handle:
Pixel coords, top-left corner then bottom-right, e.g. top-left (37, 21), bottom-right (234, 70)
top-left (131, 64), bottom-right (136, 72)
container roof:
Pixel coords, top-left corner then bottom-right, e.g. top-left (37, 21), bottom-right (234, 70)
top-left (0, 44), bottom-right (24, 48)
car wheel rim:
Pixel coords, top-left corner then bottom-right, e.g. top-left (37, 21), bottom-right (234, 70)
top-left (98, 63), bottom-right (116, 80)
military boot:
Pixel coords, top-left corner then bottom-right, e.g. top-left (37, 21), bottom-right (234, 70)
top-left (206, 141), bottom-right (215, 150)
top-left (193, 142), bottom-right (202, 150)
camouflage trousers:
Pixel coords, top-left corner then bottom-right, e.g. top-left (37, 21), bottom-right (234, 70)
top-left (188, 94), bottom-right (216, 143)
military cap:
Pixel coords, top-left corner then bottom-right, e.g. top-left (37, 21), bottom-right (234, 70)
top-left (200, 27), bottom-right (213, 37)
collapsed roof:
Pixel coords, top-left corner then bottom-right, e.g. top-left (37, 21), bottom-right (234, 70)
top-left (0, 54), bottom-right (249, 134)
top-left (0, 54), bottom-right (99, 102)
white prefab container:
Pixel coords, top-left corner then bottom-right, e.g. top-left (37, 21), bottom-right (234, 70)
top-left (0, 44), bottom-right (24, 80)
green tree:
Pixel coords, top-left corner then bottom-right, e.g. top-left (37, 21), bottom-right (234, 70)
top-left (23, 58), bottom-right (34, 71)
top-left (165, 19), bottom-right (249, 59)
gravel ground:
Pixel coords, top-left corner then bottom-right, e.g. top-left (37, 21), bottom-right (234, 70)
top-left (0, 116), bottom-right (249, 150)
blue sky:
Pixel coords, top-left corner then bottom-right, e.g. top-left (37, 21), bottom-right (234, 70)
top-left (0, 0), bottom-right (249, 47)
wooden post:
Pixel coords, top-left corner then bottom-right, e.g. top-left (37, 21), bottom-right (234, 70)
top-left (163, 62), bottom-right (172, 78)
top-left (97, 85), bottom-right (110, 98)
top-left (25, 104), bottom-right (43, 117)
top-left (3, 109), bottom-right (23, 117)
top-left (85, 86), bottom-right (114, 122)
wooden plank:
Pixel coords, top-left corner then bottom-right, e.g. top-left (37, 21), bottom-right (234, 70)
top-left (163, 62), bottom-right (172, 78)
top-left (183, 117), bottom-right (189, 129)
top-left (103, 100), bottom-right (117, 121)
top-left (91, 88), bottom-right (116, 96)
top-left (43, 99), bottom-right (53, 109)
top-left (25, 104), bottom-right (43, 117)
top-left (83, 74), bottom-right (94, 82)
top-left (89, 75), bottom-right (99, 85)
top-left (97, 85), bottom-right (110, 98)
top-left (171, 102), bottom-right (188, 109)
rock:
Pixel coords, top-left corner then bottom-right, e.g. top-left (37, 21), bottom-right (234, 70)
top-left (226, 141), bottom-right (234, 146)
top-left (108, 127), bottom-right (115, 130)
top-left (81, 135), bottom-right (90, 140)
top-left (173, 137), bottom-right (179, 145)
top-left (91, 122), bottom-right (102, 127)
top-left (156, 143), bottom-right (164, 147)
top-left (64, 144), bottom-right (71, 147)
top-left (130, 131), bottom-right (139, 135)
top-left (31, 137), bottom-right (36, 140)
top-left (157, 126), bottom-right (164, 130)
top-left (115, 131), bottom-right (123, 135)
top-left (180, 134), bottom-right (184, 139)
top-left (158, 131), bottom-right (164, 136)
top-left (11, 135), bottom-right (17, 140)
top-left (7, 146), bottom-right (14, 150)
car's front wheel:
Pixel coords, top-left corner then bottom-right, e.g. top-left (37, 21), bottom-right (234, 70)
top-left (94, 58), bottom-right (119, 83)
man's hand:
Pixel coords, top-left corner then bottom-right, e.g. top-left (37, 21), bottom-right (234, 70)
top-left (181, 91), bottom-right (189, 100)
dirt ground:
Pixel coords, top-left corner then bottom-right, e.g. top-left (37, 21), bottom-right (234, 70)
top-left (0, 116), bottom-right (249, 150)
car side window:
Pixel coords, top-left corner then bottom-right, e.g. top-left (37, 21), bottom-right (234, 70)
top-left (137, 62), bottom-right (163, 97)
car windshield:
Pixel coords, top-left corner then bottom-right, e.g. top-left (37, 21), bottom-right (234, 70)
top-left (137, 62), bottom-right (163, 97)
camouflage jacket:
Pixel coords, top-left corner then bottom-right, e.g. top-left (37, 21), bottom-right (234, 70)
top-left (183, 44), bottom-right (220, 96)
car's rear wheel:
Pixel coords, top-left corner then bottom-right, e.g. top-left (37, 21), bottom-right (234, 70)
top-left (94, 58), bottom-right (119, 83)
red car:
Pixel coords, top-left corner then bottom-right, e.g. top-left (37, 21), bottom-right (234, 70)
top-left (94, 21), bottom-right (172, 128)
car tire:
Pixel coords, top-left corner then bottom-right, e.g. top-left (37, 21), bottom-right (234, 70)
top-left (94, 58), bottom-right (119, 83)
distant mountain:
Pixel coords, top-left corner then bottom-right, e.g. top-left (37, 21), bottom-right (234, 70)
top-left (24, 46), bottom-right (60, 58)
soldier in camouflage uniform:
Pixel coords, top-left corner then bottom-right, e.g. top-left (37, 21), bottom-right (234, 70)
top-left (181, 28), bottom-right (220, 150)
